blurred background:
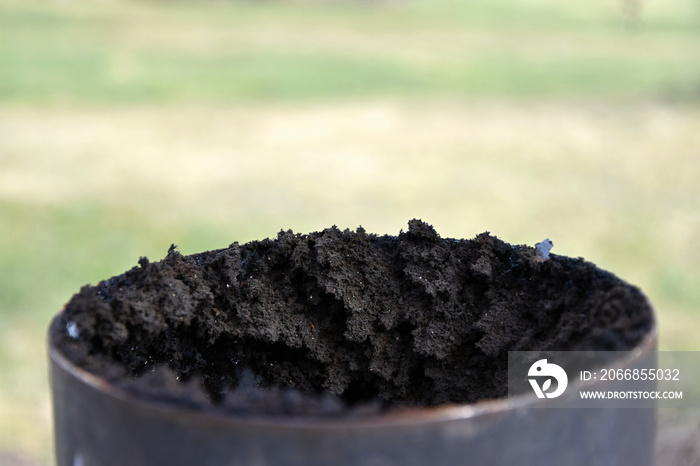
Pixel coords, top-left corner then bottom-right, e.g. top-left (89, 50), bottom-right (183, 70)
top-left (0, 0), bottom-right (699, 463)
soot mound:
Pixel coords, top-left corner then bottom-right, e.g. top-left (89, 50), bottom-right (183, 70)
top-left (51, 220), bottom-right (654, 416)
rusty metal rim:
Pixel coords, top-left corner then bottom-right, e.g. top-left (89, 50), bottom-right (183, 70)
top-left (48, 306), bottom-right (658, 431)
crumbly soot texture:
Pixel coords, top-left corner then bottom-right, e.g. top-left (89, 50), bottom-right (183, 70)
top-left (52, 220), bottom-right (654, 416)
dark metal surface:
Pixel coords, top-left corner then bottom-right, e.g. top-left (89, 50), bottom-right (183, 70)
top-left (49, 314), bottom-right (658, 466)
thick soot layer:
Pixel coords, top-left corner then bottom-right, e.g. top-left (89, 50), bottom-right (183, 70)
top-left (52, 220), bottom-right (654, 416)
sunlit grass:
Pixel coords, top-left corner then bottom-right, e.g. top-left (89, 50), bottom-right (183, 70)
top-left (1, 100), bottom-right (698, 341)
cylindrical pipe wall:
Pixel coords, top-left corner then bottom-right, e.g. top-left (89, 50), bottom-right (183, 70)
top-left (49, 316), bottom-right (657, 466)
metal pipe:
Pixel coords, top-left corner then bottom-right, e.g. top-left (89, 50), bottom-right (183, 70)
top-left (49, 311), bottom-right (657, 466)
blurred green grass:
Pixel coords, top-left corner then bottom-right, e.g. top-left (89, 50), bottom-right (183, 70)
top-left (1, 0), bottom-right (699, 103)
top-left (1, 0), bottom-right (699, 463)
